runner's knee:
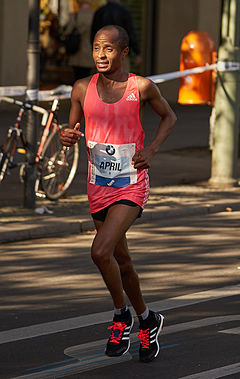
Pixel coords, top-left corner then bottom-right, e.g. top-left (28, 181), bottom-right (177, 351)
top-left (91, 241), bottom-right (112, 267)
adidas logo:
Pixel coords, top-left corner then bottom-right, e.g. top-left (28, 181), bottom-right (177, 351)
top-left (126, 92), bottom-right (137, 101)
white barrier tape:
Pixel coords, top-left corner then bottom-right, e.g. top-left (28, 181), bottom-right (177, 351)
top-left (148, 61), bottom-right (240, 84)
top-left (1, 61), bottom-right (240, 98)
top-left (217, 61), bottom-right (240, 71)
top-left (38, 85), bottom-right (72, 101)
top-left (0, 84), bottom-right (72, 100)
top-left (147, 64), bottom-right (217, 83)
top-left (26, 88), bottom-right (39, 101)
top-left (0, 86), bottom-right (26, 97)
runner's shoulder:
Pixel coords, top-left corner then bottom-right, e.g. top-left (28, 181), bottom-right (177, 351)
top-left (135, 75), bottom-right (160, 100)
top-left (71, 75), bottom-right (93, 101)
top-left (72, 75), bottom-right (93, 93)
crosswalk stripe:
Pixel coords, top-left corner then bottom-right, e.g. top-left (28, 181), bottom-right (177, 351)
top-left (1, 284), bottom-right (239, 345)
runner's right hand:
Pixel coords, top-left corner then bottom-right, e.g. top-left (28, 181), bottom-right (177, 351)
top-left (60, 123), bottom-right (84, 147)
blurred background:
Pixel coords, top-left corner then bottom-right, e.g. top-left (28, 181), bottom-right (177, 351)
top-left (0, 0), bottom-right (221, 103)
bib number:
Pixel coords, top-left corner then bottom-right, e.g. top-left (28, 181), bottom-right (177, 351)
top-left (88, 141), bottom-right (137, 188)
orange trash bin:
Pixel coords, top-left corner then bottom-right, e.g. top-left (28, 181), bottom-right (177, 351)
top-left (178, 31), bottom-right (217, 105)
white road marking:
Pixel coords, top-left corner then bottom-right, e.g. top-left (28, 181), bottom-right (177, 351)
top-left (178, 362), bottom-right (240, 379)
top-left (220, 326), bottom-right (240, 335)
top-left (65, 315), bottom-right (240, 356)
top-left (163, 315), bottom-right (240, 335)
top-left (64, 314), bottom-right (240, 358)
top-left (12, 315), bottom-right (240, 378)
top-left (1, 284), bottom-right (239, 345)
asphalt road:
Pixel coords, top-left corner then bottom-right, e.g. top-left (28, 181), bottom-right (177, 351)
top-left (0, 211), bottom-right (239, 378)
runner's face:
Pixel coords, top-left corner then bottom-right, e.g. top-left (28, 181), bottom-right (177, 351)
top-left (93, 30), bottom-right (127, 73)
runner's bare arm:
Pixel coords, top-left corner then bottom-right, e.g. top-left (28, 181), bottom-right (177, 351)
top-left (60, 81), bottom-right (85, 147)
top-left (132, 77), bottom-right (177, 169)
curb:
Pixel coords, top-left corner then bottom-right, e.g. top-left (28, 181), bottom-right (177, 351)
top-left (1, 201), bottom-right (240, 244)
top-left (0, 219), bottom-right (95, 244)
top-left (144, 201), bottom-right (240, 220)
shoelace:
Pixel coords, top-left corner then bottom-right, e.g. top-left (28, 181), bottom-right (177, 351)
top-left (108, 322), bottom-right (128, 344)
top-left (137, 328), bottom-right (150, 348)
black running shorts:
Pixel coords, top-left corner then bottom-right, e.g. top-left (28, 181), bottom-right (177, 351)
top-left (91, 199), bottom-right (143, 222)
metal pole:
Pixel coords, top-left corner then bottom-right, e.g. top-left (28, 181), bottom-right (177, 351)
top-left (58, 0), bottom-right (61, 20)
top-left (209, 0), bottom-right (240, 187)
top-left (24, 0), bottom-right (40, 208)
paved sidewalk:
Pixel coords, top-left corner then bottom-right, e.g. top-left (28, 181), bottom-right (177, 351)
top-left (2, 100), bottom-right (226, 244)
top-left (1, 103), bottom-right (240, 244)
top-left (1, 182), bottom-right (240, 244)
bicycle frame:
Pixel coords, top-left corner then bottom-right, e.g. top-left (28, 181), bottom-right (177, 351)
top-left (0, 98), bottom-right (47, 180)
top-left (0, 96), bottom-right (57, 164)
top-left (36, 99), bottom-right (59, 163)
top-left (1, 106), bottom-right (26, 165)
top-left (0, 94), bottom-right (79, 200)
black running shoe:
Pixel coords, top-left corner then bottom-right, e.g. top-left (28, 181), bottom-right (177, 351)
top-left (137, 310), bottom-right (164, 363)
top-left (105, 309), bottom-right (134, 357)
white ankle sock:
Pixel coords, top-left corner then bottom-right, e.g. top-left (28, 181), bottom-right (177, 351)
top-left (138, 306), bottom-right (149, 320)
top-left (114, 304), bottom-right (128, 315)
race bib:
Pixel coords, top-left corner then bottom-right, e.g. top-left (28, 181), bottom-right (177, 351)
top-left (88, 141), bottom-right (137, 187)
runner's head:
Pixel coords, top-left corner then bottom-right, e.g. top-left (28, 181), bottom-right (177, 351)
top-left (93, 25), bottom-right (129, 74)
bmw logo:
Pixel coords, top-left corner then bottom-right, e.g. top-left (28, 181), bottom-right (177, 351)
top-left (106, 145), bottom-right (115, 155)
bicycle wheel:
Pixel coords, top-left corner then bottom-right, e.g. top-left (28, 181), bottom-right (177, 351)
top-left (38, 127), bottom-right (79, 200)
top-left (0, 130), bottom-right (17, 182)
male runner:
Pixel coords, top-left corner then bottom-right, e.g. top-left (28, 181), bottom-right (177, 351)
top-left (60, 25), bottom-right (176, 363)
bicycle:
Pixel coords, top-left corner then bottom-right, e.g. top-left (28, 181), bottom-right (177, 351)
top-left (0, 96), bottom-right (79, 200)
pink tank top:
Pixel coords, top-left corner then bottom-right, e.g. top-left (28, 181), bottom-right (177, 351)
top-left (83, 73), bottom-right (149, 213)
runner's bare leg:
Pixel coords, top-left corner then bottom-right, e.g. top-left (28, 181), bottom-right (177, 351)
top-left (92, 204), bottom-right (146, 314)
top-left (113, 233), bottom-right (146, 314)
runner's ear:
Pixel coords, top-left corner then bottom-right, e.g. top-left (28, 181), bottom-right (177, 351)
top-left (122, 47), bottom-right (129, 60)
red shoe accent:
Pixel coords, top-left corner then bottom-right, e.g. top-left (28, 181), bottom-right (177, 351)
top-left (137, 328), bottom-right (150, 349)
top-left (108, 322), bottom-right (128, 344)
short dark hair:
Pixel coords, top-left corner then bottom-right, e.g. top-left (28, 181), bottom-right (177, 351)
top-left (95, 25), bottom-right (129, 51)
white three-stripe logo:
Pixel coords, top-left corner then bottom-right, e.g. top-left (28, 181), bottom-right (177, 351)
top-left (126, 92), bottom-right (138, 101)
top-left (122, 325), bottom-right (131, 340)
top-left (150, 326), bottom-right (158, 343)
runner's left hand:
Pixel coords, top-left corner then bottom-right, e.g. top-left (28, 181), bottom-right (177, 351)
top-left (132, 147), bottom-right (154, 169)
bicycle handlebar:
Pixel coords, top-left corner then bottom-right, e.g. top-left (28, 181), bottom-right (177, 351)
top-left (0, 96), bottom-right (47, 114)
top-left (0, 96), bottom-right (55, 126)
